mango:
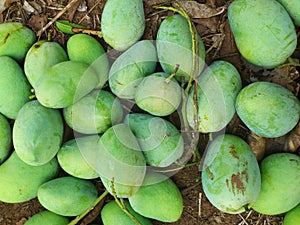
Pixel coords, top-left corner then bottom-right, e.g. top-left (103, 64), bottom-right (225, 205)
top-left (0, 113), bottom-right (11, 164)
top-left (63, 89), bottom-right (123, 134)
top-left (67, 34), bottom-right (109, 88)
top-left (236, 81), bottom-right (300, 138)
top-left (96, 123), bottom-right (146, 197)
top-left (156, 14), bottom-right (206, 82)
top-left (13, 100), bottom-right (64, 166)
top-left (24, 40), bottom-right (68, 88)
top-left (0, 22), bottom-right (36, 61)
top-left (37, 176), bottom-right (98, 216)
top-left (277, 0), bottom-right (300, 26)
top-left (228, 0), bottom-right (297, 68)
top-left (284, 204), bottom-right (300, 225)
top-left (57, 136), bottom-right (99, 179)
top-left (0, 151), bottom-right (59, 203)
top-left (135, 72), bottom-right (182, 116)
top-left (129, 172), bottom-right (183, 222)
top-left (186, 60), bottom-right (242, 133)
top-left (124, 113), bottom-right (184, 167)
top-left (201, 134), bottom-right (261, 214)
top-left (101, 0), bottom-right (145, 51)
top-left (101, 200), bottom-right (153, 225)
top-left (24, 210), bottom-right (69, 225)
top-left (251, 153), bottom-right (300, 215)
top-left (0, 56), bottom-right (31, 119)
top-left (35, 61), bottom-right (98, 108)
top-left (109, 40), bottom-right (157, 99)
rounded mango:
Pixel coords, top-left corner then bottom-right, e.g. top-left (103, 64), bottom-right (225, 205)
top-left (284, 204), bottom-right (300, 225)
top-left (24, 210), bottom-right (69, 225)
top-left (277, 0), bottom-right (300, 26)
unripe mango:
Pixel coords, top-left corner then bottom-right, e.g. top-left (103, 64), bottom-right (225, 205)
top-left (24, 210), bottom-right (69, 225)
top-left (284, 204), bottom-right (300, 225)
top-left (0, 113), bottom-right (11, 164)
top-left (277, 0), bottom-right (300, 26)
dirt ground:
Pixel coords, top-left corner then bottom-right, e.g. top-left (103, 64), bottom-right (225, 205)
top-left (0, 0), bottom-right (299, 224)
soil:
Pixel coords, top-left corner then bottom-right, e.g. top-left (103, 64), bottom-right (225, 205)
top-left (0, 0), bottom-right (299, 224)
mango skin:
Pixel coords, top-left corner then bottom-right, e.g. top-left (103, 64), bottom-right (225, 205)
top-left (0, 22), bottom-right (36, 61)
top-left (236, 81), bottom-right (300, 138)
top-left (124, 113), bottom-right (184, 167)
top-left (284, 204), bottom-right (300, 225)
top-left (156, 14), bottom-right (206, 82)
top-left (35, 61), bottom-right (98, 108)
top-left (38, 176), bottom-right (98, 216)
top-left (277, 0), bottom-right (300, 26)
top-left (67, 34), bottom-right (109, 88)
top-left (135, 72), bottom-right (182, 116)
top-left (228, 0), bottom-right (297, 68)
top-left (109, 40), bottom-right (157, 99)
top-left (101, 200), bottom-right (153, 225)
top-left (0, 113), bottom-right (11, 164)
top-left (13, 100), bottom-right (64, 166)
top-left (187, 60), bottom-right (242, 133)
top-left (24, 40), bottom-right (68, 88)
top-left (63, 89), bottom-right (123, 134)
top-left (24, 210), bottom-right (69, 225)
top-left (0, 56), bottom-right (31, 119)
top-left (101, 0), bottom-right (145, 51)
top-left (129, 172), bottom-right (183, 222)
top-left (251, 153), bottom-right (300, 215)
top-left (0, 151), bottom-right (59, 203)
top-left (202, 134), bottom-right (261, 214)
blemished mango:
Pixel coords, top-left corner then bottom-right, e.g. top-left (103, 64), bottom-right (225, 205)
top-left (228, 0), bottom-right (297, 68)
top-left (63, 89), bottom-right (123, 134)
top-left (0, 56), bottom-right (31, 119)
top-left (24, 210), bottom-right (69, 225)
top-left (235, 81), bottom-right (300, 138)
top-left (101, 200), bottom-right (153, 225)
top-left (109, 40), bottom-right (157, 99)
top-left (101, 0), bottom-right (145, 51)
top-left (35, 61), bottom-right (98, 108)
top-left (124, 113), bottom-right (184, 167)
top-left (186, 60), bottom-right (242, 133)
top-left (0, 22), bottom-right (36, 61)
top-left (284, 204), bottom-right (300, 225)
top-left (24, 40), bottom-right (68, 88)
top-left (251, 153), bottom-right (300, 215)
top-left (13, 100), bottom-right (64, 166)
top-left (277, 0), bottom-right (300, 26)
top-left (0, 113), bottom-right (11, 164)
top-left (37, 176), bottom-right (98, 216)
top-left (128, 172), bottom-right (183, 222)
top-left (67, 34), bottom-right (109, 88)
top-left (156, 14), bottom-right (206, 82)
top-left (201, 134), bottom-right (261, 214)
top-left (0, 151), bottom-right (59, 203)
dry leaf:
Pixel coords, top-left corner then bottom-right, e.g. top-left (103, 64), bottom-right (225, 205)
top-left (0, 0), bottom-right (18, 13)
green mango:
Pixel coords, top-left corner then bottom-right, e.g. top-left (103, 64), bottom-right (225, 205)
top-left (24, 40), bottom-right (68, 88)
top-left (186, 60), bottom-right (242, 133)
top-left (128, 172), bottom-right (183, 222)
top-left (57, 136), bottom-right (99, 179)
top-left (124, 113), bottom-right (184, 167)
top-left (135, 72), bottom-right (182, 116)
top-left (13, 100), bottom-right (64, 166)
top-left (37, 176), bottom-right (98, 216)
top-left (202, 134), bottom-right (261, 214)
top-left (252, 153), bottom-right (300, 215)
top-left (35, 61), bottom-right (98, 108)
top-left (63, 89), bottom-right (123, 134)
top-left (67, 34), bottom-right (109, 89)
top-left (96, 123), bottom-right (146, 197)
top-left (156, 14), bottom-right (206, 82)
top-left (0, 56), bottom-right (31, 119)
top-left (284, 204), bottom-right (300, 225)
top-left (24, 210), bottom-right (69, 225)
top-left (236, 81), bottom-right (300, 138)
top-left (228, 0), bottom-right (297, 68)
top-left (277, 0), bottom-right (300, 26)
top-left (0, 113), bottom-right (11, 164)
top-left (101, 0), bottom-right (145, 51)
top-left (0, 22), bottom-right (36, 61)
top-left (101, 200), bottom-right (153, 225)
top-left (0, 151), bottom-right (59, 203)
top-left (109, 40), bottom-right (157, 99)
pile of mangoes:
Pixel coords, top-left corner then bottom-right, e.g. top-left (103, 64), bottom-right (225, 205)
top-left (0, 0), bottom-right (299, 224)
